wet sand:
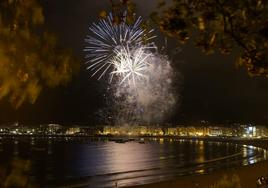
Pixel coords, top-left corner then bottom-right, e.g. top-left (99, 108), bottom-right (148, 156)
top-left (128, 139), bottom-right (268, 188)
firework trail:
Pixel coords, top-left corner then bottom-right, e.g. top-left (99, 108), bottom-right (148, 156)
top-left (84, 12), bottom-right (154, 81)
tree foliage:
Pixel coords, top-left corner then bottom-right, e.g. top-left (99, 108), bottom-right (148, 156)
top-left (109, 0), bottom-right (268, 77)
top-left (0, 0), bottom-right (79, 108)
top-left (101, 0), bottom-right (137, 25)
top-left (152, 0), bottom-right (268, 76)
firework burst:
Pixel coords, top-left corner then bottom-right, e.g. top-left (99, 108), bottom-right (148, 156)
top-left (111, 45), bottom-right (153, 86)
top-left (84, 12), bottom-right (154, 80)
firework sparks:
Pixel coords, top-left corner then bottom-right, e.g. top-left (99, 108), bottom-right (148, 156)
top-left (84, 12), bottom-right (154, 80)
top-left (111, 45), bottom-right (154, 85)
top-left (85, 13), bottom-right (179, 124)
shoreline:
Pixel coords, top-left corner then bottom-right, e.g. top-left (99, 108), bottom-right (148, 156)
top-left (127, 161), bottom-right (268, 188)
top-left (127, 139), bottom-right (268, 188)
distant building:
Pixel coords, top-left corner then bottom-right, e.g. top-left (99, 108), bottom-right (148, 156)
top-left (66, 127), bottom-right (80, 135)
top-left (47, 124), bottom-right (62, 134)
top-left (209, 127), bottom-right (222, 136)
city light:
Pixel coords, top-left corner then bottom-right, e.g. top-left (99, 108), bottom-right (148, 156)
top-left (0, 123), bottom-right (268, 139)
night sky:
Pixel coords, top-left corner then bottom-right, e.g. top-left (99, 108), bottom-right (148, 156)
top-left (1, 0), bottom-right (268, 125)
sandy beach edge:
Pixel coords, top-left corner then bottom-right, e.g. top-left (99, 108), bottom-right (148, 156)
top-left (126, 139), bottom-right (268, 188)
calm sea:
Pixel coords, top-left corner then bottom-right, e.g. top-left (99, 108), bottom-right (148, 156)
top-left (0, 137), bottom-right (267, 187)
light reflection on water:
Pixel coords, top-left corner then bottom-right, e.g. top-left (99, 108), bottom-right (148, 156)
top-left (0, 138), bottom-right (266, 188)
top-left (103, 142), bottom-right (152, 174)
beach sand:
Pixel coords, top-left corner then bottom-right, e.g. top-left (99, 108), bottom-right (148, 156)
top-left (128, 139), bottom-right (268, 188)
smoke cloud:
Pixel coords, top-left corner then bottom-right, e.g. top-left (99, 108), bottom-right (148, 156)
top-left (107, 51), bottom-right (179, 125)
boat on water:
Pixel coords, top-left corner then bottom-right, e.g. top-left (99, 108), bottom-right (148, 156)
top-left (138, 138), bottom-right (145, 144)
top-left (115, 139), bottom-right (128, 143)
top-left (109, 137), bottom-right (135, 143)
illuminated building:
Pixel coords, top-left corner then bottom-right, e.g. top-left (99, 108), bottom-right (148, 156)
top-left (66, 127), bottom-right (80, 135)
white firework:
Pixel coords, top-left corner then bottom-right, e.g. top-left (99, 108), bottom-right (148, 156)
top-left (111, 45), bottom-right (153, 86)
top-left (84, 12), bottom-right (154, 80)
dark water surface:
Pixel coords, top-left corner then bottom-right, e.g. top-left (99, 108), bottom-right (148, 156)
top-left (0, 137), bottom-right (267, 187)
